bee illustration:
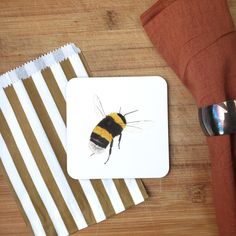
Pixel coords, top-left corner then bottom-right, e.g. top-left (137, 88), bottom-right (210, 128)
top-left (89, 96), bottom-right (141, 164)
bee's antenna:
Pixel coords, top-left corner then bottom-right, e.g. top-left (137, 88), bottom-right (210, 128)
top-left (90, 153), bottom-right (95, 157)
top-left (119, 107), bottom-right (122, 113)
top-left (123, 109), bottom-right (139, 116)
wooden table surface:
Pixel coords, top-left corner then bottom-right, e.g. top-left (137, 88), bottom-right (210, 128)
top-left (0, 0), bottom-right (235, 235)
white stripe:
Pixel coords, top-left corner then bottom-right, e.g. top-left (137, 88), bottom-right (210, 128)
top-left (25, 63), bottom-right (67, 150)
top-left (101, 179), bottom-right (125, 213)
top-left (13, 80), bottom-right (88, 229)
top-left (50, 52), bottom-right (88, 100)
top-left (0, 90), bottom-right (68, 236)
top-left (0, 73), bottom-right (11, 88)
top-left (50, 63), bottom-right (68, 99)
top-left (0, 135), bottom-right (46, 236)
top-left (79, 180), bottom-right (106, 222)
top-left (68, 53), bottom-right (88, 78)
top-left (61, 43), bottom-right (80, 59)
top-left (43, 54), bottom-right (68, 99)
top-left (124, 179), bottom-right (144, 205)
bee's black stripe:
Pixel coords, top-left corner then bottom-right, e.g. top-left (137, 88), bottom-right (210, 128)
top-left (117, 113), bottom-right (126, 125)
top-left (90, 132), bottom-right (109, 148)
top-left (97, 116), bottom-right (123, 138)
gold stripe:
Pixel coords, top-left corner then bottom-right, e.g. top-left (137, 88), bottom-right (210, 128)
top-left (136, 179), bottom-right (148, 199)
top-left (4, 86), bottom-right (78, 233)
top-left (109, 113), bottom-right (126, 129)
top-left (93, 126), bottom-right (113, 142)
top-left (60, 59), bottom-right (76, 81)
top-left (0, 160), bottom-right (35, 236)
top-left (22, 77), bottom-right (97, 225)
top-left (113, 179), bottom-right (135, 209)
top-left (41, 68), bottom-right (66, 123)
top-left (49, 59), bottom-right (118, 219)
top-left (0, 111), bottom-right (57, 236)
top-left (79, 52), bottom-right (92, 76)
top-left (90, 180), bottom-right (115, 217)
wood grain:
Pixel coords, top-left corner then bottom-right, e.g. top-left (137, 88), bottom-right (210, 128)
top-left (0, 0), bottom-right (235, 235)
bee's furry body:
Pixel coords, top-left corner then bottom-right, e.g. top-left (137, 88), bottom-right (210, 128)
top-left (89, 112), bottom-right (126, 163)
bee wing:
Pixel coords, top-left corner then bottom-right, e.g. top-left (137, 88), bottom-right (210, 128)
top-left (93, 95), bottom-right (106, 118)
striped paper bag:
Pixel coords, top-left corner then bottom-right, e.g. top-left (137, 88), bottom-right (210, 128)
top-left (0, 43), bottom-right (148, 236)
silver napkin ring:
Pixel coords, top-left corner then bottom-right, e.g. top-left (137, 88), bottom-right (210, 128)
top-left (199, 100), bottom-right (236, 136)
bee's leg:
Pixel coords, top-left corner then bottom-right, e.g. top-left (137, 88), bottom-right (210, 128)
top-left (104, 139), bottom-right (113, 164)
top-left (118, 133), bottom-right (122, 149)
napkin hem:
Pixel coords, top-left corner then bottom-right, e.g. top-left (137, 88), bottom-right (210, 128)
top-left (140, 0), bottom-right (177, 26)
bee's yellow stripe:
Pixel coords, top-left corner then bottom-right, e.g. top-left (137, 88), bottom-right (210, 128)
top-left (93, 126), bottom-right (113, 142)
top-left (109, 113), bottom-right (126, 129)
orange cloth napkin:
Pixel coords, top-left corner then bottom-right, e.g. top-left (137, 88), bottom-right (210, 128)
top-left (141, 0), bottom-right (236, 235)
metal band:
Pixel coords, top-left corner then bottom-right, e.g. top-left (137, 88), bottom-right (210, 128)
top-left (199, 100), bottom-right (236, 136)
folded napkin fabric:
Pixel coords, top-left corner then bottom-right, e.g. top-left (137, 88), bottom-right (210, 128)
top-left (0, 43), bottom-right (148, 236)
top-left (141, 0), bottom-right (236, 235)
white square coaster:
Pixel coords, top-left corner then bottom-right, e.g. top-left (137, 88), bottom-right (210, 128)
top-left (67, 76), bottom-right (169, 179)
